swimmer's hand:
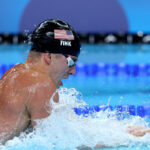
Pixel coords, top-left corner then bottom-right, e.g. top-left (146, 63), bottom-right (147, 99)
top-left (127, 126), bottom-right (150, 137)
top-left (77, 145), bottom-right (92, 150)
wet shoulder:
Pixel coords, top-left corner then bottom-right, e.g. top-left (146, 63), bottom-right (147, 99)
top-left (0, 64), bottom-right (56, 90)
top-left (26, 70), bottom-right (56, 90)
top-left (0, 63), bottom-right (27, 88)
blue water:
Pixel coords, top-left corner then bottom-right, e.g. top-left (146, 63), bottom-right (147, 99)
top-left (0, 44), bottom-right (150, 149)
top-left (62, 76), bottom-right (150, 106)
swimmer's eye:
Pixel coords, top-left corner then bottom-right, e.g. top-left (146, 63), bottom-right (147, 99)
top-left (63, 54), bottom-right (76, 68)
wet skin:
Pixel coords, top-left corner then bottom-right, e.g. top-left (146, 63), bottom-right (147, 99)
top-left (0, 53), bottom-right (77, 144)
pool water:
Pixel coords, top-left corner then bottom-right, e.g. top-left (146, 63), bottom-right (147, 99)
top-left (63, 76), bottom-right (150, 106)
top-left (0, 44), bottom-right (150, 149)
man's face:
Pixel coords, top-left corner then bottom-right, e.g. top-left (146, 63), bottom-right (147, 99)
top-left (50, 54), bottom-right (78, 87)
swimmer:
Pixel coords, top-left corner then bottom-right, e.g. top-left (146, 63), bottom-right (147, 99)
top-left (0, 19), bottom-right (149, 147)
top-left (0, 19), bottom-right (80, 144)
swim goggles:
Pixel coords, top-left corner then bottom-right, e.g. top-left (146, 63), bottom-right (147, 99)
top-left (63, 54), bottom-right (75, 68)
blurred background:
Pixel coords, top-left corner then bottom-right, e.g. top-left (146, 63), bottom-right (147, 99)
top-left (0, 0), bottom-right (150, 117)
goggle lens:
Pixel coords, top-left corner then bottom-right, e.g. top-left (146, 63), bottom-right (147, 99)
top-left (63, 54), bottom-right (75, 67)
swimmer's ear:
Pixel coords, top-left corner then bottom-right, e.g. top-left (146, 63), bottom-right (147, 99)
top-left (43, 53), bottom-right (51, 65)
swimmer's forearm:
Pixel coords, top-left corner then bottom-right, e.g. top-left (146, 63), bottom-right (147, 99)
top-left (77, 145), bottom-right (92, 150)
top-left (94, 144), bottom-right (108, 149)
top-left (77, 144), bottom-right (109, 150)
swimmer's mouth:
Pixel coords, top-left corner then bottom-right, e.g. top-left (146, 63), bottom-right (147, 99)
top-left (59, 80), bottom-right (63, 86)
top-left (59, 75), bottom-right (70, 86)
top-left (63, 73), bottom-right (70, 79)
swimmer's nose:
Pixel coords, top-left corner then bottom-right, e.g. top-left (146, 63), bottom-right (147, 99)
top-left (68, 66), bottom-right (76, 75)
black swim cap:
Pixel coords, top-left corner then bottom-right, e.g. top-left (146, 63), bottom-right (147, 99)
top-left (30, 19), bottom-right (81, 57)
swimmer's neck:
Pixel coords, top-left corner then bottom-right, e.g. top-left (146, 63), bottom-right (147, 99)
top-left (25, 58), bottom-right (50, 77)
top-left (25, 58), bottom-right (59, 86)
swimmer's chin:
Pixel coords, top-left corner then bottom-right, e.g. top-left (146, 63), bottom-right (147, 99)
top-left (62, 75), bottom-right (70, 79)
top-left (57, 80), bottom-right (63, 88)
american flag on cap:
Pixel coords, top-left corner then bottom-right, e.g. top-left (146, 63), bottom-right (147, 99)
top-left (54, 29), bottom-right (74, 40)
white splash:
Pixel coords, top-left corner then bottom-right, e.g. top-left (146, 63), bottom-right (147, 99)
top-left (1, 88), bottom-right (150, 150)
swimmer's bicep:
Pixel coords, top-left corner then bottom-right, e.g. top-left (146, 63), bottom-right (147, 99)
top-left (53, 91), bottom-right (59, 103)
top-left (28, 83), bottom-right (56, 121)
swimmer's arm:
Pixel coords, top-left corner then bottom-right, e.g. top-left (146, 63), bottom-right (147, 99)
top-left (77, 126), bottom-right (150, 149)
top-left (77, 144), bottom-right (110, 150)
top-left (0, 130), bottom-right (15, 145)
top-left (27, 82), bottom-right (58, 127)
top-left (127, 126), bottom-right (150, 137)
top-left (76, 126), bottom-right (150, 150)
top-left (0, 91), bottom-right (29, 144)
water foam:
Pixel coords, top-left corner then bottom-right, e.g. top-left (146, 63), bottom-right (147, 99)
top-left (1, 88), bottom-right (150, 150)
